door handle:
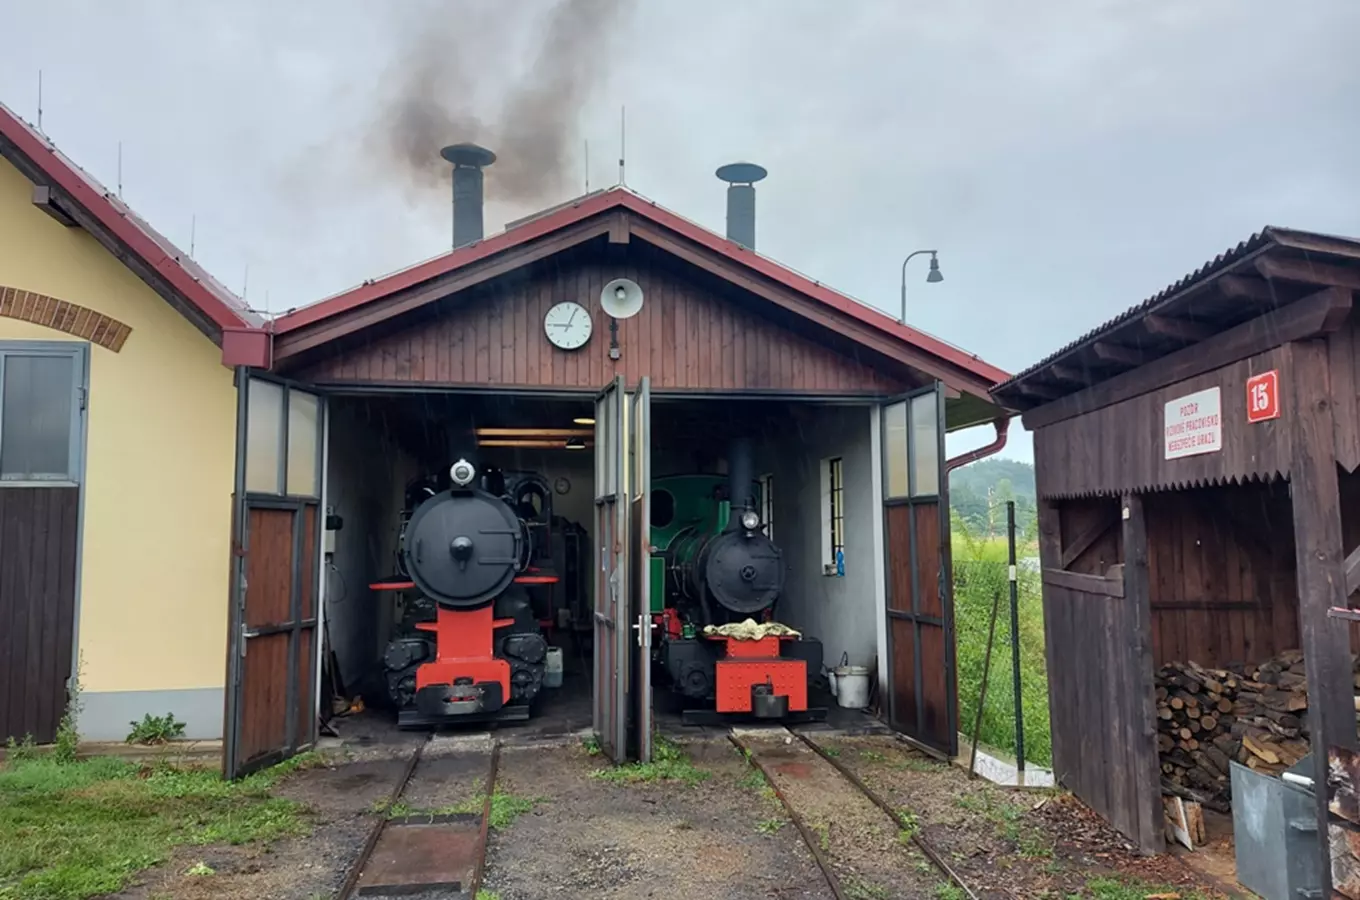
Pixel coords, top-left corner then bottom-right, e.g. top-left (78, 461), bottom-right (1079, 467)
top-left (632, 614), bottom-right (653, 648)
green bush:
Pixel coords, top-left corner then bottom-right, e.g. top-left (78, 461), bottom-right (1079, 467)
top-left (951, 524), bottom-right (1052, 768)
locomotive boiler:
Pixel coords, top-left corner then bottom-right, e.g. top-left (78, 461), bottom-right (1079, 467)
top-left (650, 439), bottom-right (824, 723)
top-left (378, 458), bottom-right (552, 726)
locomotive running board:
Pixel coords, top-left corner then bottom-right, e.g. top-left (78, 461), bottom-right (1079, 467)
top-left (397, 705), bottom-right (532, 730)
top-left (679, 707), bottom-right (828, 727)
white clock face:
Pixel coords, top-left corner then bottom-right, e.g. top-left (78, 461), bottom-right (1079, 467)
top-left (544, 301), bottom-right (593, 350)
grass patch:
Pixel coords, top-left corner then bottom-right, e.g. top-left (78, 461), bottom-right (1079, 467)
top-left (896, 808), bottom-right (920, 842)
top-left (591, 736), bottom-right (708, 786)
top-left (1083, 876), bottom-right (1213, 899)
top-left (448, 790), bottom-right (540, 830)
top-left (933, 883), bottom-right (966, 900)
top-left (0, 752), bottom-right (316, 900)
top-left (953, 789), bottom-right (1052, 857)
top-left (953, 523), bottom-right (1052, 768)
top-left (756, 817), bottom-right (784, 834)
top-left (475, 891), bottom-right (501, 900)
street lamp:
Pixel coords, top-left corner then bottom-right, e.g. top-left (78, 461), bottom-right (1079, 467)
top-left (900, 250), bottom-right (943, 323)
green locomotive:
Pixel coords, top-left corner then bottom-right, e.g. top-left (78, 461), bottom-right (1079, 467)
top-left (648, 440), bottom-right (824, 721)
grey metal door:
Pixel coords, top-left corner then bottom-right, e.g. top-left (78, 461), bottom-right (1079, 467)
top-left (592, 376), bottom-right (630, 762)
top-left (879, 382), bottom-right (958, 756)
top-left (628, 377), bottom-right (653, 763)
top-left (225, 368), bottom-right (326, 779)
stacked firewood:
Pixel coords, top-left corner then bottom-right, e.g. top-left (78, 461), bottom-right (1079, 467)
top-left (1155, 651), bottom-right (1313, 812)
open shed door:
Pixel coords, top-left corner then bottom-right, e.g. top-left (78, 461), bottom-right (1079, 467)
top-left (592, 376), bottom-right (630, 762)
top-left (627, 377), bottom-right (653, 763)
top-left (225, 369), bottom-right (326, 779)
top-left (880, 383), bottom-right (958, 757)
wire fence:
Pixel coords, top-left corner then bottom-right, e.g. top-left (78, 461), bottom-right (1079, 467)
top-left (952, 504), bottom-right (1052, 769)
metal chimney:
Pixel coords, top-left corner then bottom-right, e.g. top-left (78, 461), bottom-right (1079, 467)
top-left (441, 143), bottom-right (496, 249)
top-left (715, 162), bottom-right (767, 249)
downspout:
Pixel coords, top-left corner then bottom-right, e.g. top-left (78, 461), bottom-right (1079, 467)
top-left (944, 416), bottom-right (1010, 474)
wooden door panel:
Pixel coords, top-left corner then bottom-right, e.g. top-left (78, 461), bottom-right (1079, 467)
top-left (0, 487), bottom-right (78, 744)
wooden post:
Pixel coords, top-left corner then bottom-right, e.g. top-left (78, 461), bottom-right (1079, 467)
top-left (1036, 499), bottom-right (1067, 784)
top-left (1122, 492), bottom-right (1165, 855)
top-left (1288, 338), bottom-right (1357, 895)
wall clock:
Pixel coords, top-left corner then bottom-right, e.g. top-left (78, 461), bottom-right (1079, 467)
top-left (554, 477), bottom-right (571, 495)
top-left (544, 301), bottom-right (592, 350)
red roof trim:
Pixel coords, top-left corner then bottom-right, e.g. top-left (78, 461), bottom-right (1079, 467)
top-left (276, 187), bottom-right (1009, 387)
top-left (0, 101), bottom-right (256, 334)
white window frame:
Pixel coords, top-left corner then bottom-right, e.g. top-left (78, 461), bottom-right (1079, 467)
top-left (758, 472), bottom-right (774, 542)
top-left (0, 341), bottom-right (87, 487)
top-left (820, 456), bottom-right (844, 576)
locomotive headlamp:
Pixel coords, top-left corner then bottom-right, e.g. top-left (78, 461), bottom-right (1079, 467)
top-left (450, 458), bottom-right (476, 487)
top-left (740, 509), bottom-right (760, 531)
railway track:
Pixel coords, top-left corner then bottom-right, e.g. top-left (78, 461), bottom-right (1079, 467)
top-left (729, 727), bottom-right (980, 900)
top-left (336, 736), bottom-right (501, 899)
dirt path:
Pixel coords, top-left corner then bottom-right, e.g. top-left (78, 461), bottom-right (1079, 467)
top-left (481, 736), bottom-right (834, 900)
top-left (738, 729), bottom-right (944, 900)
top-left (815, 734), bottom-right (1230, 900)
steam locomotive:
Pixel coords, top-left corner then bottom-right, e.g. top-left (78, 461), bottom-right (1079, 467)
top-left (378, 458), bottom-right (553, 726)
top-left (650, 440), bottom-right (825, 723)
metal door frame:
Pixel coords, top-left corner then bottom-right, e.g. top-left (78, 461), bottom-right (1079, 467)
top-left (224, 367), bottom-right (327, 779)
top-left (591, 375), bottom-right (630, 762)
top-left (628, 377), bottom-right (652, 763)
top-left (879, 381), bottom-right (957, 756)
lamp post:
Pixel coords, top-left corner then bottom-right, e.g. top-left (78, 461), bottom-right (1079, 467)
top-left (900, 249), bottom-right (943, 323)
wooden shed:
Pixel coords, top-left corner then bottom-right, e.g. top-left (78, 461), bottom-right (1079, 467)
top-left (990, 227), bottom-right (1360, 891)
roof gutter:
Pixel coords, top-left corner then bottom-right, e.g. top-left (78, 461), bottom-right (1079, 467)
top-left (945, 416), bottom-right (1010, 474)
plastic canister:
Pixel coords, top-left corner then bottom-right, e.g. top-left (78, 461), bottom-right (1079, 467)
top-left (544, 647), bottom-right (564, 688)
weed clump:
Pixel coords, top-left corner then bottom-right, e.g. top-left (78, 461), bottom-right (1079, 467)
top-left (591, 736), bottom-right (709, 786)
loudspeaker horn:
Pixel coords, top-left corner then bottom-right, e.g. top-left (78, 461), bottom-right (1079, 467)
top-left (600, 277), bottom-right (644, 319)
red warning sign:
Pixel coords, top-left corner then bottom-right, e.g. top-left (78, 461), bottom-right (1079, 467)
top-left (1246, 370), bottom-right (1279, 423)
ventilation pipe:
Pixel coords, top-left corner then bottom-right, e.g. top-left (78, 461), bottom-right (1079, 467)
top-left (715, 162), bottom-right (767, 249)
top-left (441, 143), bottom-right (496, 249)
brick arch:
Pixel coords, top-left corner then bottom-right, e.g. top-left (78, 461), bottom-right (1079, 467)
top-left (0, 286), bottom-right (132, 351)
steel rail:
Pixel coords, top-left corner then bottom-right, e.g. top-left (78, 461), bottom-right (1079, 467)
top-left (727, 732), bottom-right (847, 900)
top-left (468, 740), bottom-right (502, 897)
top-left (792, 730), bottom-right (982, 900)
top-left (336, 736), bottom-right (430, 900)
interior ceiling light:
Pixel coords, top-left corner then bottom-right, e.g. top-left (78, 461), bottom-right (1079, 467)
top-left (477, 438), bottom-right (593, 449)
top-left (573, 417), bottom-right (596, 425)
top-left (475, 427), bottom-right (592, 438)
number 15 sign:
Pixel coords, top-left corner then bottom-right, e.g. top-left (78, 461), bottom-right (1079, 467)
top-left (1247, 370), bottom-right (1280, 423)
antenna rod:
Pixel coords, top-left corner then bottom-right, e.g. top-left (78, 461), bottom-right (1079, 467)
top-left (243, 264), bottom-right (249, 300)
top-left (37, 70), bottom-right (43, 131)
top-left (190, 215), bottom-right (196, 257)
top-left (618, 106), bottom-right (626, 186)
top-left (117, 142), bottom-right (123, 199)
top-left (585, 140), bottom-right (590, 193)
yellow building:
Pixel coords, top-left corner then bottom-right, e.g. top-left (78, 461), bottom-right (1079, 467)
top-left (0, 101), bottom-right (259, 743)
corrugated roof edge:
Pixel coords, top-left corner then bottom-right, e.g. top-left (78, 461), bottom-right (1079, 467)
top-left (275, 184), bottom-right (1011, 388)
top-left (0, 100), bottom-right (261, 331)
top-left (993, 225), bottom-right (1360, 395)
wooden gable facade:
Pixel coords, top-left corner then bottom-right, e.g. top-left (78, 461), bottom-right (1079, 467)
top-left (284, 241), bottom-right (911, 396)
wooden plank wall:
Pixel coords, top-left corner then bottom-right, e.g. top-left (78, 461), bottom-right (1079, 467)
top-left (0, 487), bottom-right (79, 744)
top-left (297, 249), bottom-right (908, 395)
top-left (1033, 345), bottom-right (1291, 499)
top-left (1039, 497), bottom-right (1161, 853)
top-left (1145, 483), bottom-right (1299, 668)
top-left (1328, 309), bottom-right (1360, 473)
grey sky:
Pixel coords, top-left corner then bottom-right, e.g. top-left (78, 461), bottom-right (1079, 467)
top-left (2, 0), bottom-right (1357, 463)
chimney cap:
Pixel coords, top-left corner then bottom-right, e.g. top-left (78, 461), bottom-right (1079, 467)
top-left (441, 143), bottom-right (497, 168)
top-left (716, 162), bottom-right (767, 185)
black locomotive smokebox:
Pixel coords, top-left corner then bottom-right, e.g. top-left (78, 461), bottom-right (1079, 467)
top-left (403, 488), bottom-right (522, 608)
top-left (703, 529), bottom-right (785, 615)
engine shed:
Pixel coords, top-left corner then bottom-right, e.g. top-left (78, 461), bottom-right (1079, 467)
top-left (221, 149), bottom-right (1011, 775)
top-left (990, 228), bottom-right (1360, 896)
